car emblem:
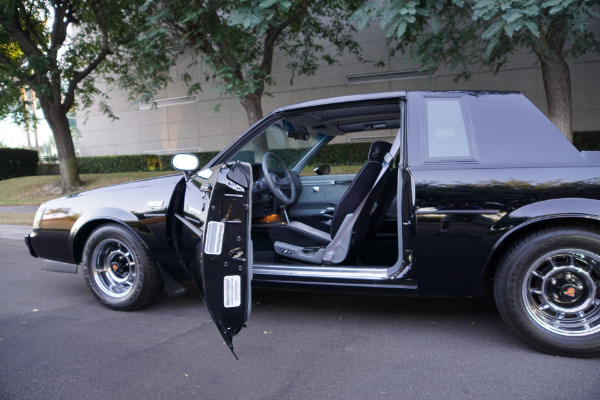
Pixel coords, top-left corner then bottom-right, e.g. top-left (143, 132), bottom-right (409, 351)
top-left (564, 287), bottom-right (576, 297)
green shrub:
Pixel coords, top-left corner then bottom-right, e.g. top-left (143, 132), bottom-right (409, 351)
top-left (309, 143), bottom-right (372, 166)
top-left (76, 152), bottom-right (219, 174)
top-left (574, 131), bottom-right (600, 151)
top-left (75, 143), bottom-right (375, 174)
top-left (0, 148), bottom-right (39, 180)
top-left (73, 132), bottom-right (600, 176)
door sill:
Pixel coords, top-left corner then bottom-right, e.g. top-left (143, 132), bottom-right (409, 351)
top-left (253, 261), bottom-right (408, 281)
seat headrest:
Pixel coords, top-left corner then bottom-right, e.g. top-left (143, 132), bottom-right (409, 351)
top-left (368, 141), bottom-right (393, 163)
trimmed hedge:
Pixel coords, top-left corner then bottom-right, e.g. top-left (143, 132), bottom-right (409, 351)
top-left (74, 144), bottom-right (373, 174)
top-left (0, 148), bottom-right (39, 180)
top-left (574, 131), bottom-right (600, 151)
top-left (76, 152), bottom-right (219, 174)
top-left (234, 143), bottom-right (372, 167)
top-left (309, 142), bottom-right (372, 166)
top-left (73, 132), bottom-right (600, 175)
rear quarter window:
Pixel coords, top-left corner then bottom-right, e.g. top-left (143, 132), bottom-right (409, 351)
top-left (423, 97), bottom-right (478, 163)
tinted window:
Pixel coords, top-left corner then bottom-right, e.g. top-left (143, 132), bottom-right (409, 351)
top-left (425, 98), bottom-right (474, 160)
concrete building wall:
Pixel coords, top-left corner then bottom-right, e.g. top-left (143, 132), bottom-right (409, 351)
top-left (76, 25), bottom-right (600, 156)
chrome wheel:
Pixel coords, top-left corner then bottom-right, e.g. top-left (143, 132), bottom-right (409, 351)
top-left (522, 249), bottom-right (600, 337)
top-left (92, 238), bottom-right (137, 298)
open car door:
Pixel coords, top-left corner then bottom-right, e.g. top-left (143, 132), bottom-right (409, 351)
top-left (177, 159), bottom-right (253, 358)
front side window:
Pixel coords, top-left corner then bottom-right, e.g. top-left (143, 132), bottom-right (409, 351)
top-left (228, 119), bottom-right (323, 170)
top-left (424, 98), bottom-right (476, 161)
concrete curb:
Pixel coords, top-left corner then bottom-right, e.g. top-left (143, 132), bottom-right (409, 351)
top-left (0, 225), bottom-right (32, 240)
top-left (0, 206), bottom-right (39, 213)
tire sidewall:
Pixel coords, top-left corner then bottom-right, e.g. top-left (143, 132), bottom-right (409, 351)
top-left (496, 228), bottom-right (600, 356)
top-left (82, 225), bottom-right (147, 310)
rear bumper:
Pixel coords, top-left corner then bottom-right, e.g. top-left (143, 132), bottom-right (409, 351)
top-left (24, 234), bottom-right (38, 258)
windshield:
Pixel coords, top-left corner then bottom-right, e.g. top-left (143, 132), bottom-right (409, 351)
top-left (228, 118), bottom-right (325, 170)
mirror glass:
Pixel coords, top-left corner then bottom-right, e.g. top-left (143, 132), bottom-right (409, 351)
top-left (172, 153), bottom-right (199, 171)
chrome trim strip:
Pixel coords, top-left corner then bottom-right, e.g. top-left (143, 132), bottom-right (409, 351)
top-left (301, 180), bottom-right (336, 186)
top-left (416, 209), bottom-right (500, 215)
top-left (253, 264), bottom-right (391, 280)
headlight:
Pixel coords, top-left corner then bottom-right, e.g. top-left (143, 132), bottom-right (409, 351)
top-left (33, 206), bottom-right (45, 229)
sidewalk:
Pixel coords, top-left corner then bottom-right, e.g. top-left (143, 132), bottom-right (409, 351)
top-left (0, 206), bottom-right (39, 213)
top-left (0, 224), bottom-right (31, 240)
top-left (0, 206), bottom-right (37, 239)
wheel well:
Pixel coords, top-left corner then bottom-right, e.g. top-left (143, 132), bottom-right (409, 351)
top-left (73, 219), bottom-right (132, 264)
top-left (480, 217), bottom-right (600, 295)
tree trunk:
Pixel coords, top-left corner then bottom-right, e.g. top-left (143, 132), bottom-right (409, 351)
top-left (240, 93), bottom-right (268, 162)
top-left (20, 87), bottom-right (32, 149)
top-left (31, 89), bottom-right (39, 151)
top-left (240, 93), bottom-right (264, 126)
top-left (540, 56), bottom-right (573, 143)
top-left (39, 98), bottom-right (83, 193)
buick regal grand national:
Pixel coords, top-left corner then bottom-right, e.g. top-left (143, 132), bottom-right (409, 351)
top-left (25, 91), bottom-right (600, 357)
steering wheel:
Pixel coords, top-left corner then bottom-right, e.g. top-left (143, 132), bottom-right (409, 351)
top-left (261, 152), bottom-right (298, 206)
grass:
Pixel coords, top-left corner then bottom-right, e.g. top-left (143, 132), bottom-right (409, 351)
top-left (0, 213), bottom-right (36, 225)
top-left (0, 171), bottom-right (174, 206)
top-left (0, 166), bottom-right (361, 225)
top-left (300, 165), bottom-right (362, 176)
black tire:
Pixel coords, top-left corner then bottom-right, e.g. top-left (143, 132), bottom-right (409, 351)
top-left (494, 224), bottom-right (600, 357)
top-left (82, 223), bottom-right (164, 310)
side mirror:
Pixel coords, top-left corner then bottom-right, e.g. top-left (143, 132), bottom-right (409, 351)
top-left (314, 165), bottom-right (330, 176)
top-left (172, 153), bottom-right (199, 172)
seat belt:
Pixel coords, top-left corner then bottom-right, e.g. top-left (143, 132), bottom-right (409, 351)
top-left (322, 129), bottom-right (402, 265)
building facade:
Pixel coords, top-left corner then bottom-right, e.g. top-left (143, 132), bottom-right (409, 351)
top-left (76, 25), bottom-right (600, 157)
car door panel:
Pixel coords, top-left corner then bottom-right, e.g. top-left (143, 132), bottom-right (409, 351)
top-left (181, 161), bottom-right (253, 357)
top-left (289, 174), bottom-right (356, 219)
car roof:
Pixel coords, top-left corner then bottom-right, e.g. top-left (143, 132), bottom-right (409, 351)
top-left (274, 90), bottom-right (520, 113)
top-left (276, 91), bottom-right (408, 112)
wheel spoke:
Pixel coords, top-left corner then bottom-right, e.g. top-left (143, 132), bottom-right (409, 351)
top-left (557, 312), bottom-right (566, 320)
top-left (532, 270), bottom-right (544, 279)
top-left (530, 288), bottom-right (542, 295)
top-left (92, 238), bottom-right (138, 299)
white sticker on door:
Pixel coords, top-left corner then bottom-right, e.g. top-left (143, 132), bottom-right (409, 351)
top-left (204, 221), bottom-right (224, 255)
top-left (223, 275), bottom-right (241, 308)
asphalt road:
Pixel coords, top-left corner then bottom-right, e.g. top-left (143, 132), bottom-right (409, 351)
top-left (1, 238), bottom-right (599, 400)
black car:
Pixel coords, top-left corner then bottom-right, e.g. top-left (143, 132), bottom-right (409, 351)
top-left (25, 91), bottom-right (600, 357)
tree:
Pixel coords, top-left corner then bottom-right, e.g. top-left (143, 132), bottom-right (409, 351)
top-left (353, 0), bottom-right (600, 142)
top-left (0, 0), bottom-right (143, 192)
top-left (119, 0), bottom-right (362, 126)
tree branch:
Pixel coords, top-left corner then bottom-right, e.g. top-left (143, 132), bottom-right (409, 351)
top-left (19, 4), bottom-right (49, 53)
top-left (260, 0), bottom-right (308, 74)
top-left (62, 7), bottom-right (110, 112)
top-left (49, 0), bottom-right (70, 69)
top-left (0, 11), bottom-right (45, 59)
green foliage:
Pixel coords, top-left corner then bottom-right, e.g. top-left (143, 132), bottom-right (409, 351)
top-left (0, 148), bottom-right (38, 180)
top-left (74, 143), bottom-right (373, 174)
top-left (0, 1), bottom-right (145, 117)
top-left (76, 152), bottom-right (219, 174)
top-left (353, 0), bottom-right (600, 77)
top-left (119, 0), bottom-right (363, 119)
top-left (574, 131), bottom-right (600, 151)
top-left (308, 143), bottom-right (372, 167)
top-left (0, 0), bottom-right (151, 190)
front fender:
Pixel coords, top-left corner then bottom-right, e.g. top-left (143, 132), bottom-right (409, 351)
top-left (70, 207), bottom-right (146, 264)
